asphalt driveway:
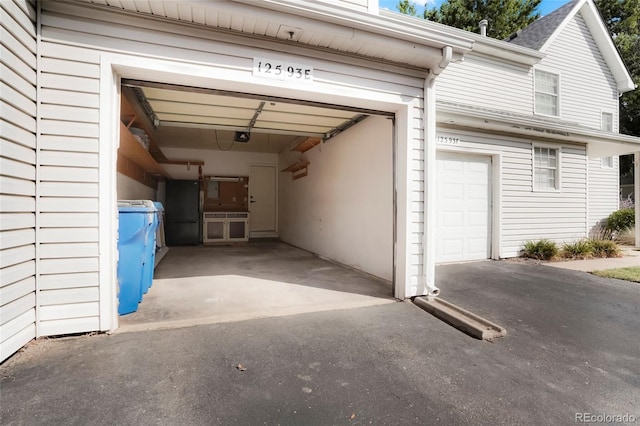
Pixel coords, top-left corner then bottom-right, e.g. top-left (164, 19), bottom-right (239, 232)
top-left (1, 261), bottom-right (639, 425)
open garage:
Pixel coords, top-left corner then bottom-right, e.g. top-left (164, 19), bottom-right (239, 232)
top-left (116, 80), bottom-right (396, 328)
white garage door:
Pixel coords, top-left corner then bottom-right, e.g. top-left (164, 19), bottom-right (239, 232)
top-left (436, 151), bottom-right (492, 263)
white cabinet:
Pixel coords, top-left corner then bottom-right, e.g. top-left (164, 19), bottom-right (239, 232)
top-left (203, 212), bottom-right (249, 243)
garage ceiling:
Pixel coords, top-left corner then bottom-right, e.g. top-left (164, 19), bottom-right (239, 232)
top-left (125, 82), bottom-right (372, 154)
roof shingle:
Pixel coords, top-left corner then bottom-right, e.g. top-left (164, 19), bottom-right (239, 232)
top-left (506, 0), bottom-right (579, 50)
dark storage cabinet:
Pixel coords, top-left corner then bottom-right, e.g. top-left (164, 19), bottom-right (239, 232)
top-left (165, 180), bottom-right (200, 245)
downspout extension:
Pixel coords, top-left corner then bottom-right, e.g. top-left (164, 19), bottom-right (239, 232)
top-left (422, 46), bottom-right (453, 297)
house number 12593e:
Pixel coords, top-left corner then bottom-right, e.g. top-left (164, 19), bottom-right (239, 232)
top-left (253, 58), bottom-right (313, 82)
top-left (437, 136), bottom-right (460, 145)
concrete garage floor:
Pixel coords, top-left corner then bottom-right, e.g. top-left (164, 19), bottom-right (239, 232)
top-left (118, 242), bottom-right (395, 332)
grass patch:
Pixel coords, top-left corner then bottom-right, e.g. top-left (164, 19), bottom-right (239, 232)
top-left (592, 267), bottom-right (640, 283)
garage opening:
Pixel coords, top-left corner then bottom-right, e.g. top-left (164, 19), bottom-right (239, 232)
top-left (115, 80), bottom-right (396, 330)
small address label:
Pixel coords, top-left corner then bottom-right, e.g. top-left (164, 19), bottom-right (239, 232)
top-left (437, 136), bottom-right (460, 145)
top-left (253, 57), bottom-right (313, 82)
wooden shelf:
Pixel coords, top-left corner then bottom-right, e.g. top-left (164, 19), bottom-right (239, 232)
top-left (291, 137), bottom-right (322, 153)
top-left (281, 161), bottom-right (309, 180)
top-left (121, 90), bottom-right (168, 163)
top-left (119, 122), bottom-right (171, 178)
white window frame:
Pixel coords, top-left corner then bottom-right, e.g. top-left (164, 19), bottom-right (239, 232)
top-left (601, 156), bottom-right (614, 169)
top-left (532, 144), bottom-right (561, 192)
top-left (534, 69), bottom-right (561, 118)
top-left (601, 111), bottom-right (614, 132)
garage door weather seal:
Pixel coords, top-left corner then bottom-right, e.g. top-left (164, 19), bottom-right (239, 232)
top-left (413, 296), bottom-right (506, 341)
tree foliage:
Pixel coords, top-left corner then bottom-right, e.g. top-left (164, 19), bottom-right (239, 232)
top-left (595, 0), bottom-right (640, 137)
top-left (421, 0), bottom-right (541, 40)
top-left (397, 0), bottom-right (417, 16)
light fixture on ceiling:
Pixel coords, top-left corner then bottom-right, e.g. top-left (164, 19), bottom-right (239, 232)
top-left (208, 176), bottom-right (242, 182)
top-left (234, 131), bottom-right (251, 143)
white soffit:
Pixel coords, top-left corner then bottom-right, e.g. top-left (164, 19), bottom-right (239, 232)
top-left (77, 0), bottom-right (473, 69)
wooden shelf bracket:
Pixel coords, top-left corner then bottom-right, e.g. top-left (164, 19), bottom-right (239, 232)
top-left (281, 161), bottom-right (309, 180)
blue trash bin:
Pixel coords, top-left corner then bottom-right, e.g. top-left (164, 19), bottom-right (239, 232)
top-left (141, 201), bottom-right (160, 294)
top-left (117, 200), bottom-right (155, 315)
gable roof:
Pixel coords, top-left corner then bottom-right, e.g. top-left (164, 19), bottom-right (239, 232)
top-left (506, 0), bottom-right (579, 50)
top-left (507, 0), bottom-right (635, 92)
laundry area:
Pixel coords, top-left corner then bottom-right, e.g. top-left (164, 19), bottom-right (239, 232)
top-left (116, 81), bottom-right (396, 329)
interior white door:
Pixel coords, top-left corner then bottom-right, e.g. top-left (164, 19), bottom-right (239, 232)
top-left (436, 151), bottom-right (492, 263)
top-left (249, 165), bottom-right (277, 235)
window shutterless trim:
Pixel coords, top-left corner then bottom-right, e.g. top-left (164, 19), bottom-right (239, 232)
top-left (534, 69), bottom-right (560, 118)
top-left (532, 144), bottom-right (562, 192)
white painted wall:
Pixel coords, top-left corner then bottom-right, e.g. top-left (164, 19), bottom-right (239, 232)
top-left (1, 0), bottom-right (37, 363)
top-left (541, 12), bottom-right (619, 130)
top-left (160, 147), bottom-right (278, 180)
top-left (279, 115), bottom-right (393, 281)
top-left (116, 173), bottom-right (156, 200)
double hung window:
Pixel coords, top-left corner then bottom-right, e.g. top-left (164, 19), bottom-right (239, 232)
top-left (534, 146), bottom-right (559, 190)
top-left (535, 70), bottom-right (559, 116)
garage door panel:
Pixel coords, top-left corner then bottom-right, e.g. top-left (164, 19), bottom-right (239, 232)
top-left (468, 183), bottom-right (489, 199)
top-left (441, 239), bottom-right (463, 256)
top-left (436, 151), bottom-right (492, 263)
top-left (468, 211), bottom-right (488, 226)
top-left (442, 183), bottom-right (463, 198)
top-left (443, 211), bottom-right (463, 227)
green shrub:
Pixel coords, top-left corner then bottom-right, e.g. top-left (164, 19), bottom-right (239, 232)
top-left (589, 239), bottom-right (621, 258)
top-left (561, 240), bottom-right (593, 259)
top-left (522, 239), bottom-right (559, 260)
top-left (605, 208), bottom-right (635, 233)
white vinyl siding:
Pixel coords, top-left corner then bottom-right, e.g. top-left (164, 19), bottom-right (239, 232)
top-left (436, 53), bottom-right (533, 115)
top-left (36, 12), bottom-right (103, 337)
top-left (534, 70), bottom-right (559, 117)
top-left (38, 0), bottom-right (427, 316)
top-left (541, 12), bottom-right (619, 130)
top-left (0, 0), bottom-right (37, 363)
top-left (437, 129), bottom-right (587, 258)
top-left (533, 146), bottom-right (560, 190)
top-left (588, 157), bottom-right (619, 233)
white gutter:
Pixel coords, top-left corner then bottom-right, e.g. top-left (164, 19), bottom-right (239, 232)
top-left (422, 46), bottom-right (453, 297)
top-left (379, 10), bottom-right (545, 66)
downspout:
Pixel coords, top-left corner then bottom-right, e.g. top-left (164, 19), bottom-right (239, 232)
top-left (422, 46), bottom-right (453, 296)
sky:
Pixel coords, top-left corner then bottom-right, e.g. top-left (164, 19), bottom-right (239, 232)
top-left (379, 0), bottom-right (572, 17)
